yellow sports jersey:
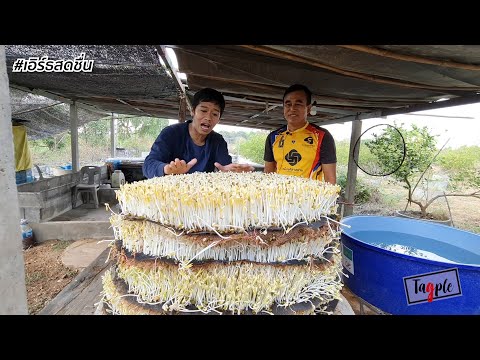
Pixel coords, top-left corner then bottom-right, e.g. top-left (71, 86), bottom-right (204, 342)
top-left (264, 122), bottom-right (336, 181)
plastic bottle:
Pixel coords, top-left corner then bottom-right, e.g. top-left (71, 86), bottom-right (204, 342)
top-left (111, 170), bottom-right (126, 188)
top-left (20, 219), bottom-right (35, 249)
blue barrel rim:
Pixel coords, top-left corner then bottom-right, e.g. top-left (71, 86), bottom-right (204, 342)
top-left (341, 215), bottom-right (480, 270)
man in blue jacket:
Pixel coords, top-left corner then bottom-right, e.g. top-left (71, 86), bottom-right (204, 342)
top-left (143, 88), bottom-right (254, 178)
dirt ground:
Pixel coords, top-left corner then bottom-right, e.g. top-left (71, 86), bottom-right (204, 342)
top-left (354, 180), bottom-right (480, 235)
top-left (23, 240), bottom-right (79, 315)
top-left (430, 195), bottom-right (480, 234)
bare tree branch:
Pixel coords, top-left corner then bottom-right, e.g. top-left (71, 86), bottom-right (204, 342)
top-left (426, 190), bottom-right (480, 208)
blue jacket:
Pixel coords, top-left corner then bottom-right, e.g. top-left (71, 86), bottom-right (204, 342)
top-left (143, 120), bottom-right (232, 178)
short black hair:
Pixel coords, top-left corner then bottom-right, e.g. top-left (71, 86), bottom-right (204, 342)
top-left (192, 88), bottom-right (226, 116)
top-left (283, 84), bottom-right (312, 105)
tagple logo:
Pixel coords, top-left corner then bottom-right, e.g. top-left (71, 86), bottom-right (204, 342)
top-left (284, 149), bottom-right (301, 166)
top-left (403, 268), bottom-right (462, 305)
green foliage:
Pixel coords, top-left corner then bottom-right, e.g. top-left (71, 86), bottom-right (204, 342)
top-left (218, 130), bottom-right (249, 144)
top-left (337, 172), bottom-right (373, 204)
top-left (239, 132), bottom-right (268, 164)
top-left (30, 117), bottom-right (168, 166)
top-left (78, 116), bottom-right (168, 148)
top-left (335, 140), bottom-right (350, 166)
top-left (31, 133), bottom-right (72, 166)
top-left (438, 146), bottom-right (480, 188)
top-left (52, 240), bottom-right (72, 251)
top-left (355, 143), bottom-right (380, 171)
top-left (117, 117), bottom-right (168, 153)
top-left (117, 117), bottom-right (169, 141)
top-left (217, 130), bottom-right (250, 156)
top-left (80, 118), bottom-right (110, 146)
top-left (469, 225), bottom-right (480, 235)
top-left (335, 139), bottom-right (379, 169)
top-left (367, 123), bottom-right (436, 188)
top-left (365, 123), bottom-right (437, 216)
top-left (31, 133), bottom-right (69, 151)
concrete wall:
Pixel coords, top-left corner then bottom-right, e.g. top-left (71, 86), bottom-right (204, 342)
top-left (30, 221), bottom-right (114, 242)
top-left (17, 172), bottom-right (80, 222)
top-left (17, 165), bottom-right (110, 223)
top-left (0, 46), bottom-right (28, 314)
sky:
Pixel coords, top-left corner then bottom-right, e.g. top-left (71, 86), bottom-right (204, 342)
top-left (171, 102), bottom-right (480, 149)
top-left (323, 102), bottom-right (480, 149)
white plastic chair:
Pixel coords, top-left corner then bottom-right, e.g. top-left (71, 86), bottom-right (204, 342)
top-left (72, 166), bottom-right (101, 208)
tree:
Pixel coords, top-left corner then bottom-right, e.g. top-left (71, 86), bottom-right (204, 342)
top-left (366, 123), bottom-right (437, 217)
top-left (438, 146), bottom-right (480, 189)
top-left (80, 119), bottom-right (110, 146)
top-left (366, 123), bottom-right (480, 218)
top-left (239, 132), bottom-right (267, 164)
top-left (116, 116), bottom-right (168, 141)
top-left (34, 132), bottom-right (69, 151)
top-left (115, 117), bottom-right (168, 155)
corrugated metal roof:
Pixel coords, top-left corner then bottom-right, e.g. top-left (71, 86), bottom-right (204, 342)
top-left (6, 45), bottom-right (480, 137)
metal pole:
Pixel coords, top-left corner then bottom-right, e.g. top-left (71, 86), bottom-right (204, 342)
top-left (70, 102), bottom-right (79, 172)
top-left (110, 113), bottom-right (116, 158)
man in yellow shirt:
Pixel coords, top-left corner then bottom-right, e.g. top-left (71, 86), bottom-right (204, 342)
top-left (263, 84), bottom-right (337, 184)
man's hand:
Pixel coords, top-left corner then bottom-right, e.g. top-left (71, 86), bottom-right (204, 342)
top-left (214, 162), bottom-right (255, 173)
top-left (164, 158), bottom-right (197, 175)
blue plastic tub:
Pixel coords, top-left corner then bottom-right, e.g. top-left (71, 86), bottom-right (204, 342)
top-left (341, 215), bottom-right (480, 315)
top-left (16, 169), bottom-right (33, 184)
top-left (106, 158), bottom-right (122, 170)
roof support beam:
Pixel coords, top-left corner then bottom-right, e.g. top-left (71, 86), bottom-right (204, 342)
top-left (192, 73), bottom-right (287, 93)
top-left (239, 45), bottom-right (480, 92)
top-left (403, 113), bottom-right (474, 119)
top-left (314, 106), bottom-right (356, 116)
top-left (193, 73), bottom-right (436, 107)
top-left (156, 46), bottom-right (193, 117)
top-left (228, 123), bottom-right (273, 131)
top-left (339, 45), bottom-right (480, 71)
top-left (223, 95), bottom-right (282, 106)
top-left (115, 98), bottom-right (154, 117)
top-left (12, 102), bottom-right (63, 116)
top-left (246, 104), bottom-right (281, 122)
top-left (319, 93), bottom-right (480, 125)
top-left (9, 85), bottom-right (111, 116)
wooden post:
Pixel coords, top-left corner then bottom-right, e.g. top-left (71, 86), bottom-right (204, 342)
top-left (0, 45), bottom-right (28, 314)
top-left (178, 95), bottom-right (186, 122)
top-left (343, 119), bottom-right (362, 217)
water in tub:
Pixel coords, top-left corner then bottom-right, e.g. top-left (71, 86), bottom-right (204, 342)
top-left (353, 231), bottom-right (480, 265)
